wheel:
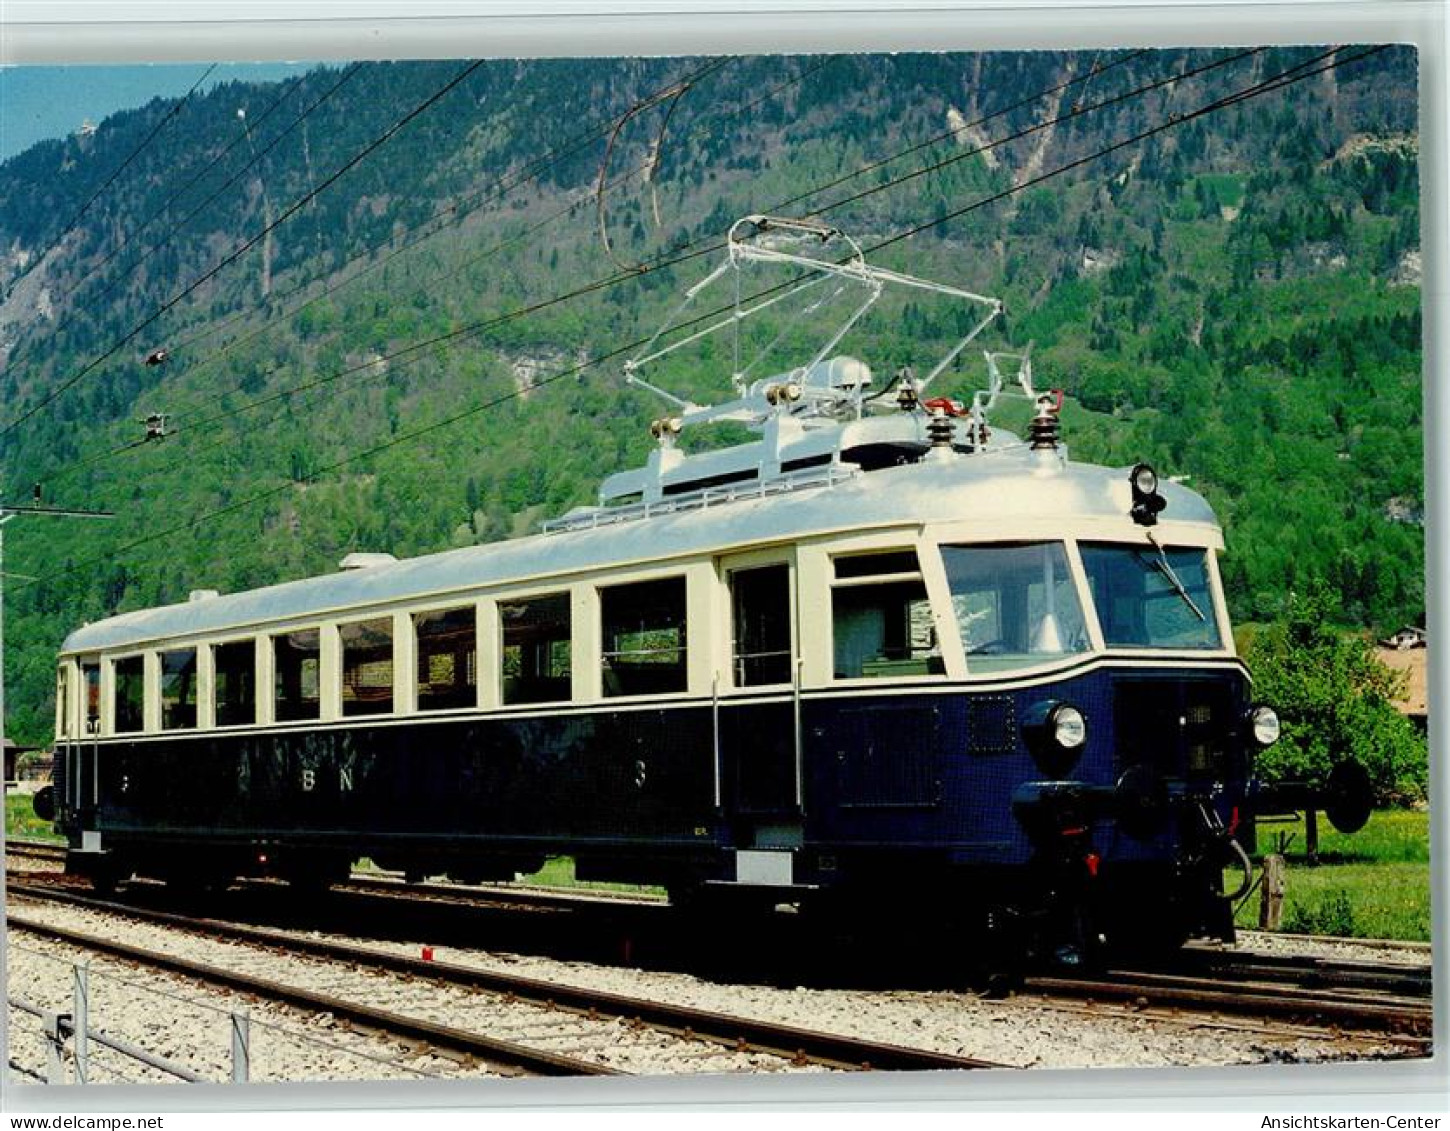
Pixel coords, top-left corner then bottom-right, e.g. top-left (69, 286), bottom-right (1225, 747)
top-left (83, 856), bottom-right (130, 897)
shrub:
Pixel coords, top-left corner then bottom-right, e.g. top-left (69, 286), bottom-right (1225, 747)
top-left (1244, 586), bottom-right (1427, 803)
top-left (1283, 888), bottom-right (1356, 937)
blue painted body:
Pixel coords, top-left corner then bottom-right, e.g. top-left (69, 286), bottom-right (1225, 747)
top-left (61, 658), bottom-right (1252, 903)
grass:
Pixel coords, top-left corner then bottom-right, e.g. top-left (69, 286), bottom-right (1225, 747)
top-left (4, 791), bottom-right (61, 842)
top-left (518, 857), bottom-right (666, 898)
top-left (355, 853), bottom-right (664, 897)
top-left (1231, 808), bottom-right (1433, 942)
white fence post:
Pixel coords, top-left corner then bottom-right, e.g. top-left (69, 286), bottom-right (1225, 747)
top-left (72, 961), bottom-right (90, 1084)
top-left (231, 1009), bottom-right (250, 1083)
top-left (43, 1011), bottom-right (67, 1084)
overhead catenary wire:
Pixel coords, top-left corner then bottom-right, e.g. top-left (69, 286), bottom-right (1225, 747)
top-left (766, 48), bottom-right (1151, 217)
top-left (22, 46), bottom-right (1256, 505)
top-left (72, 156), bottom-right (664, 485)
top-left (2, 67), bottom-right (362, 382)
top-left (125, 47), bottom-right (1257, 451)
top-left (9, 44), bottom-right (1385, 597)
top-left (25, 46), bottom-right (1260, 496)
top-left (0, 58), bottom-right (481, 441)
top-left (140, 56), bottom-right (743, 404)
top-left (12, 54), bottom-right (749, 472)
top-left (151, 56), bottom-right (740, 368)
top-left (28, 64), bottom-right (217, 272)
top-left (58, 71), bottom-right (312, 307)
top-left (30, 56), bottom-right (825, 483)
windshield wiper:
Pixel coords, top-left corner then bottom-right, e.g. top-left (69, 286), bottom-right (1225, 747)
top-left (1138, 532), bottom-right (1207, 622)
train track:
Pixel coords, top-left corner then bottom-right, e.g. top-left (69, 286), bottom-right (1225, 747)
top-left (9, 846), bottom-right (1432, 1045)
top-left (6, 881), bottom-right (1007, 1076)
top-left (1021, 964), bottom-right (1432, 1037)
top-left (5, 838), bottom-right (67, 861)
top-left (5, 838), bottom-right (661, 918)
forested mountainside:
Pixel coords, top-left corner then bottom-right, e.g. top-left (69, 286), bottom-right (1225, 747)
top-left (0, 46), bottom-right (1422, 744)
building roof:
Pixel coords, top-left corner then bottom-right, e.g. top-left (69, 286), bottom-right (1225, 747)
top-left (1377, 645), bottom-right (1429, 717)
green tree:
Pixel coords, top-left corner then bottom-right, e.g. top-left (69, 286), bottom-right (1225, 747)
top-left (1245, 587), bottom-right (1427, 804)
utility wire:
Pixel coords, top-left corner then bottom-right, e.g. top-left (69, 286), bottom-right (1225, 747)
top-left (34, 64), bottom-right (216, 268)
top-left (123, 54), bottom-right (810, 415)
top-left (11, 44), bottom-right (1382, 594)
top-left (128, 49), bottom-right (1253, 450)
top-left (150, 56), bottom-right (742, 389)
top-left (31, 56), bottom-right (821, 483)
top-left (9, 56), bottom-right (744, 473)
top-left (0, 58), bottom-right (480, 440)
top-left (74, 158), bottom-right (661, 485)
top-left (25, 47), bottom-right (1231, 497)
top-left (26, 46), bottom-right (1242, 495)
top-left (2, 67), bottom-right (359, 379)
top-left (769, 48), bottom-right (1150, 215)
top-left (65, 71), bottom-right (311, 302)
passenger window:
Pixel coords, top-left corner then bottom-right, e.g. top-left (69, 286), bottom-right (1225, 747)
top-left (56, 667), bottom-right (70, 738)
top-left (415, 606), bottom-right (477, 711)
top-left (730, 564), bottom-right (793, 686)
top-left (214, 640), bottom-right (257, 727)
top-left (601, 577), bottom-right (688, 696)
top-left (160, 649), bottom-right (198, 730)
top-left (274, 629), bottom-right (321, 722)
top-left (341, 618), bottom-right (394, 716)
top-left (113, 655), bottom-right (146, 733)
top-left (831, 550), bottom-right (941, 679)
top-left (81, 662), bottom-right (101, 733)
top-left (500, 594), bottom-right (572, 704)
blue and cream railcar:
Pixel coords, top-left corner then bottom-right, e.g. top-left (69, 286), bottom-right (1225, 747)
top-left (46, 412), bottom-right (1272, 952)
top-left (43, 217), bottom-right (1285, 956)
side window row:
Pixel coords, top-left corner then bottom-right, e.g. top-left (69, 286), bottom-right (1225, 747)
top-left (64, 549), bottom-right (930, 735)
top-left (70, 576), bottom-right (700, 734)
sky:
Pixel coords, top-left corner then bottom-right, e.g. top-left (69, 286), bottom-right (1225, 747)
top-left (0, 62), bottom-right (318, 162)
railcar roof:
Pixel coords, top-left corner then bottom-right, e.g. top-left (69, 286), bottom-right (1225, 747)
top-left (62, 454), bottom-right (1221, 654)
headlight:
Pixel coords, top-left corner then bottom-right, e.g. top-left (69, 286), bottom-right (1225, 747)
top-left (1021, 700), bottom-right (1088, 777)
top-left (1128, 462), bottom-right (1167, 526)
top-left (1052, 704), bottom-right (1087, 749)
top-left (1249, 704), bottom-right (1280, 747)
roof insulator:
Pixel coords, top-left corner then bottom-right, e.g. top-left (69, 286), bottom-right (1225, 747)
top-left (927, 408), bottom-right (955, 450)
top-left (1028, 392), bottom-right (1063, 451)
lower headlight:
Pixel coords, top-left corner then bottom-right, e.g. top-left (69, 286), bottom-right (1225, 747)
top-left (1250, 704), bottom-right (1281, 747)
top-left (1021, 699), bottom-right (1089, 778)
top-left (1052, 704), bottom-right (1087, 749)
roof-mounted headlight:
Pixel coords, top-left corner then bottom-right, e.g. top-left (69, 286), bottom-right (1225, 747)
top-left (1129, 462), bottom-right (1167, 526)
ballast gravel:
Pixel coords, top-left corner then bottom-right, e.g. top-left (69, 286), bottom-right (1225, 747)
top-left (4, 890), bottom-right (1423, 1088)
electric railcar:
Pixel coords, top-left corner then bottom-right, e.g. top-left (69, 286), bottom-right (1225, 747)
top-left (39, 217), bottom-right (1300, 958)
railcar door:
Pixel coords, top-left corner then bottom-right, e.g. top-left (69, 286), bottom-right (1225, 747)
top-left (73, 660), bottom-right (103, 828)
top-left (717, 555), bottom-right (802, 844)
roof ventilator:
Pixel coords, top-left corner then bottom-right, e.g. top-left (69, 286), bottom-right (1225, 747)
top-left (339, 553), bottom-right (399, 571)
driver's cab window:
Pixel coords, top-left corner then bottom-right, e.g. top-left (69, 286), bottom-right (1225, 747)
top-left (942, 542), bottom-right (1090, 673)
top-left (831, 549), bottom-right (942, 679)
